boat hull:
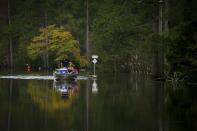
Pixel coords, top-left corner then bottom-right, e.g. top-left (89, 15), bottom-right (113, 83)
top-left (53, 68), bottom-right (78, 81)
top-left (54, 73), bottom-right (77, 81)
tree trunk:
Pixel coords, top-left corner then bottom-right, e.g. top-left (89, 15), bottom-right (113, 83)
top-left (159, 0), bottom-right (164, 79)
top-left (152, 0), bottom-right (165, 80)
top-left (42, 11), bottom-right (49, 70)
top-left (45, 11), bottom-right (49, 69)
top-left (86, 0), bottom-right (89, 59)
top-left (164, 0), bottom-right (169, 32)
top-left (8, 0), bottom-right (13, 71)
top-left (113, 55), bottom-right (117, 73)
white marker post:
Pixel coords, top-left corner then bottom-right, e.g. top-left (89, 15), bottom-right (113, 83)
top-left (92, 55), bottom-right (98, 77)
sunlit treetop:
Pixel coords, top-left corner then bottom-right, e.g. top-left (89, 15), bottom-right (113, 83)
top-left (28, 25), bottom-right (87, 66)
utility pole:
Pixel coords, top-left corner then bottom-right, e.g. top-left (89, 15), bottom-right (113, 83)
top-left (8, 0), bottom-right (13, 72)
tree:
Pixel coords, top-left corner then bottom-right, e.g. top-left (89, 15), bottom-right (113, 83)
top-left (28, 25), bottom-right (87, 67)
top-left (91, 0), bottom-right (155, 72)
top-left (165, 0), bottom-right (197, 81)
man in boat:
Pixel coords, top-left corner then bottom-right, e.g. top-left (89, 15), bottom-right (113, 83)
top-left (62, 56), bottom-right (69, 68)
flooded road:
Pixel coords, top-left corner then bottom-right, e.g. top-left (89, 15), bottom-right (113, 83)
top-left (0, 73), bottom-right (196, 131)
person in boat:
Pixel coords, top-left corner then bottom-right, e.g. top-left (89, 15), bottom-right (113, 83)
top-left (67, 61), bottom-right (78, 74)
top-left (26, 64), bottom-right (32, 72)
top-left (62, 57), bottom-right (69, 68)
top-left (68, 61), bottom-right (75, 72)
top-left (60, 56), bottom-right (69, 68)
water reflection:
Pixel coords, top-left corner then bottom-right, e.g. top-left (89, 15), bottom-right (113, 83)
top-left (53, 80), bottom-right (79, 99)
top-left (91, 78), bottom-right (98, 94)
top-left (0, 73), bottom-right (197, 131)
top-left (87, 73), bottom-right (166, 131)
top-left (153, 81), bottom-right (164, 131)
top-left (165, 83), bottom-right (197, 130)
top-left (8, 79), bottom-right (13, 131)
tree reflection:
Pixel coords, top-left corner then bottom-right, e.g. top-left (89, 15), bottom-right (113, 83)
top-left (27, 80), bottom-right (79, 112)
top-left (165, 83), bottom-right (197, 130)
top-left (7, 79), bottom-right (13, 131)
top-left (153, 81), bottom-right (164, 131)
top-left (88, 73), bottom-right (163, 131)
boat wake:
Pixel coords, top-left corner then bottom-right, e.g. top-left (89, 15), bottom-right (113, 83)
top-left (0, 75), bottom-right (88, 80)
top-left (0, 75), bottom-right (54, 80)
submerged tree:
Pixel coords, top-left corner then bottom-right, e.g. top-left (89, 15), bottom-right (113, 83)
top-left (28, 25), bottom-right (87, 67)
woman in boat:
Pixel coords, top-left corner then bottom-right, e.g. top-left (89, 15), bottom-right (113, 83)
top-left (68, 61), bottom-right (74, 72)
top-left (68, 61), bottom-right (78, 74)
top-left (26, 64), bottom-right (32, 72)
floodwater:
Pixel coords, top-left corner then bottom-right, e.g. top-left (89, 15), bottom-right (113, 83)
top-left (0, 72), bottom-right (197, 131)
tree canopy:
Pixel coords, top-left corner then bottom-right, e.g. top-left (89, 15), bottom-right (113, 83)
top-left (28, 25), bottom-right (87, 67)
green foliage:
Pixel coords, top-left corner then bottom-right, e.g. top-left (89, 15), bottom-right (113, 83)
top-left (166, 23), bottom-right (197, 74)
top-left (28, 25), bottom-right (87, 66)
top-left (91, 0), bottom-right (155, 72)
top-left (165, 0), bottom-right (197, 77)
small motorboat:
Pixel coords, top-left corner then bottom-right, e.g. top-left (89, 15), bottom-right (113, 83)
top-left (53, 67), bottom-right (78, 80)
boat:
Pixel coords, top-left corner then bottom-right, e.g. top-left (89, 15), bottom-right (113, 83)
top-left (53, 67), bottom-right (78, 81)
